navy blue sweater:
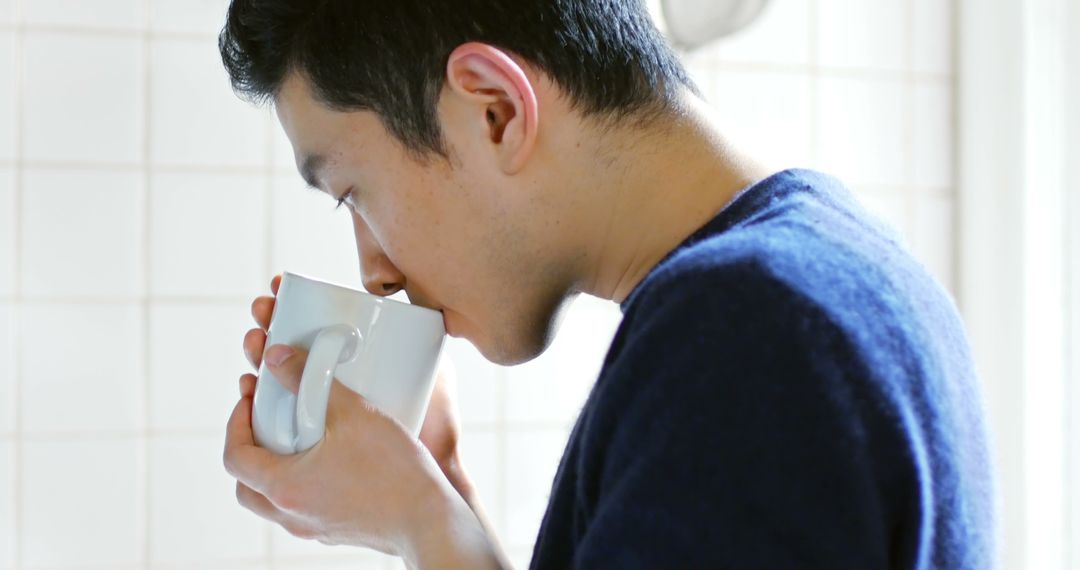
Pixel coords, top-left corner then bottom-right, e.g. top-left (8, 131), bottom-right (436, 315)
top-left (529, 169), bottom-right (995, 569)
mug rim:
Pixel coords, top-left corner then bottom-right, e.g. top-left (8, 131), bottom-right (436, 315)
top-left (281, 270), bottom-right (443, 319)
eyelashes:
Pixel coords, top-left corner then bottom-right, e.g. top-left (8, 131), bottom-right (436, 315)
top-left (334, 188), bottom-right (353, 210)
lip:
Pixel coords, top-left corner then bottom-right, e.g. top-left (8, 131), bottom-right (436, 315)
top-left (442, 309), bottom-right (459, 337)
top-left (401, 286), bottom-right (456, 336)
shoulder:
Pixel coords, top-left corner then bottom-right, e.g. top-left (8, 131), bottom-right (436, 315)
top-left (599, 244), bottom-right (862, 424)
top-left (623, 230), bottom-right (834, 340)
top-left (590, 229), bottom-right (898, 449)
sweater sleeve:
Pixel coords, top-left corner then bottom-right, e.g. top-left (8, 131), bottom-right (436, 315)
top-left (570, 261), bottom-right (918, 569)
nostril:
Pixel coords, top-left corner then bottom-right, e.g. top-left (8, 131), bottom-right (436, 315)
top-left (382, 283), bottom-right (401, 295)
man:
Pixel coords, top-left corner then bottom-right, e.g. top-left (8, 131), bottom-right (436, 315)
top-left (220, 1), bottom-right (995, 568)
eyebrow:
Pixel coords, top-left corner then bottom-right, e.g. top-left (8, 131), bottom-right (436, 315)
top-left (299, 153), bottom-right (327, 191)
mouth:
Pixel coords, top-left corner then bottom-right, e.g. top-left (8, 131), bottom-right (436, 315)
top-left (442, 309), bottom-right (460, 338)
top-left (402, 287), bottom-right (457, 337)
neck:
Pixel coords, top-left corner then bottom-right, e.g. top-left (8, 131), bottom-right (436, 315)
top-left (566, 92), bottom-right (775, 303)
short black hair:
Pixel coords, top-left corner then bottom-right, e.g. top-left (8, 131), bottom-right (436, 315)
top-left (219, 0), bottom-right (696, 158)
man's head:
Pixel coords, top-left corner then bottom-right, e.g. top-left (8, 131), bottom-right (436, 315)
top-left (219, 0), bottom-right (695, 364)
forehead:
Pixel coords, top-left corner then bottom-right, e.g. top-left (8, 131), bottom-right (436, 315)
top-left (274, 73), bottom-right (382, 180)
top-left (274, 73), bottom-right (340, 157)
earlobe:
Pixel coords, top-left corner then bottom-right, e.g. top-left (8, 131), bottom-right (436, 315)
top-left (445, 42), bottom-right (539, 174)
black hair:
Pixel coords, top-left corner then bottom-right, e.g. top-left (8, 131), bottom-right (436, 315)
top-left (219, 0), bottom-right (696, 158)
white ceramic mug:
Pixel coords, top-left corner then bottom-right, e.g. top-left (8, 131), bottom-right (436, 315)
top-left (252, 271), bottom-right (446, 455)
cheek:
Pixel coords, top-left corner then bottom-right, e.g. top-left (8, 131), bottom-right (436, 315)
top-left (360, 179), bottom-right (460, 272)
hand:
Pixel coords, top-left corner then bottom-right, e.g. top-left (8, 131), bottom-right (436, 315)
top-left (242, 275), bottom-right (471, 497)
top-left (230, 275), bottom-right (503, 567)
top-left (228, 342), bottom-right (455, 552)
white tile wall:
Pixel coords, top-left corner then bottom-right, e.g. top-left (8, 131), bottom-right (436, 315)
top-left (22, 0), bottom-right (144, 30)
top-left (0, 304), bottom-right (14, 435)
top-left (20, 303), bottom-right (144, 434)
top-left (0, 1), bottom-right (957, 568)
top-left (148, 435), bottom-right (267, 564)
top-left (149, 0), bottom-right (231, 36)
top-left (0, 441), bottom-right (13, 570)
top-left (150, 39), bottom-right (267, 167)
top-left (505, 296), bottom-right (619, 426)
top-left (860, 187), bottom-right (913, 246)
top-left (273, 555), bottom-right (397, 570)
top-left (912, 192), bottom-right (956, 292)
top-left (503, 429), bottom-right (570, 549)
top-left (913, 0), bottom-right (955, 75)
top-left (695, 0), bottom-right (811, 66)
top-left (269, 525), bottom-right (396, 566)
top-left (0, 168), bottom-right (14, 297)
top-left (704, 68), bottom-right (814, 171)
top-left (22, 32), bottom-right (143, 164)
top-left (0, 32), bottom-right (14, 162)
top-left (148, 303), bottom-right (253, 430)
top-left (912, 81), bottom-right (955, 189)
top-left (149, 171), bottom-right (265, 298)
top-left (818, 0), bottom-right (907, 71)
top-left (270, 173), bottom-right (363, 289)
top-left (21, 168), bottom-right (145, 298)
top-left (815, 75), bottom-right (908, 187)
top-left (157, 562), bottom-right (241, 570)
top-left (459, 426), bottom-right (501, 534)
top-left (21, 438), bottom-right (143, 567)
top-left (446, 338), bottom-right (499, 426)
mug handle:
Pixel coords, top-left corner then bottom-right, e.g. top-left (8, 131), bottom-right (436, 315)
top-left (293, 323), bottom-right (363, 452)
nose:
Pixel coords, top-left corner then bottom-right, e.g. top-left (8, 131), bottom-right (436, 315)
top-left (351, 212), bottom-right (406, 297)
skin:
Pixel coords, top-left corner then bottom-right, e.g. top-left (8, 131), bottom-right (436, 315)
top-left (227, 42), bottom-right (774, 568)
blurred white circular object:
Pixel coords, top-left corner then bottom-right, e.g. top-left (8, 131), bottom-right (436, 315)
top-left (661, 0), bottom-right (772, 50)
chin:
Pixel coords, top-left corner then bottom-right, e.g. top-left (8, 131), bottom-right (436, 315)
top-left (467, 293), bottom-right (576, 366)
top-left (477, 337), bottom-right (548, 367)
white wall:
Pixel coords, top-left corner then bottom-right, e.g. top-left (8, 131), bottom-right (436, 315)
top-left (958, 0), bottom-right (1080, 568)
top-left (0, 0), bottom-right (957, 568)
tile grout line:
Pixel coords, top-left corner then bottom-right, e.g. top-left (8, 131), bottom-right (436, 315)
top-left (495, 365), bottom-right (509, 549)
top-left (8, 160), bottom-right (269, 174)
top-left (11, 0), bottom-right (24, 567)
top-left (1, 422), bottom-right (556, 443)
top-left (901, 0), bottom-right (917, 261)
top-left (140, 1), bottom-right (153, 567)
top-left (263, 83), bottom-right (277, 570)
top-left (5, 295), bottom-right (262, 304)
top-left (0, 21), bottom-right (217, 41)
top-left (948, 0), bottom-right (961, 295)
top-left (807, 0), bottom-right (820, 167)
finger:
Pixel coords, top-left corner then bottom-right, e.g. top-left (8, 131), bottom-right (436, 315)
top-left (243, 328), bottom-right (266, 370)
top-left (239, 373), bottom-right (256, 398)
top-left (326, 377), bottom-right (378, 426)
top-left (264, 343), bottom-right (377, 431)
top-left (271, 274), bottom-right (282, 296)
top-left (264, 344), bottom-right (304, 395)
top-left (236, 481), bottom-right (286, 522)
top-left (234, 481), bottom-right (317, 539)
top-left (223, 395), bottom-right (280, 495)
top-left (251, 296), bottom-right (275, 332)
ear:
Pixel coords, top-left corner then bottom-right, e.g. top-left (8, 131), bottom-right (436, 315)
top-left (445, 42), bottom-right (539, 174)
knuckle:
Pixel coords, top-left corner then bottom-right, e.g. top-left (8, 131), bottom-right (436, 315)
top-left (222, 457), bottom-right (235, 479)
top-left (222, 450), bottom-right (240, 479)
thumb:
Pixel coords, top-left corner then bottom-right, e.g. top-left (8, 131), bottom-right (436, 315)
top-left (263, 344), bottom-right (305, 394)
top-left (325, 378), bottom-right (375, 426)
top-left (264, 343), bottom-right (373, 424)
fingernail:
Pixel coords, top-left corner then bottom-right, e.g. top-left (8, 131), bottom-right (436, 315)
top-left (265, 345), bottom-right (294, 366)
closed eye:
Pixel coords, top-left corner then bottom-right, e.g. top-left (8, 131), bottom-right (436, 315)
top-left (335, 188), bottom-right (354, 210)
